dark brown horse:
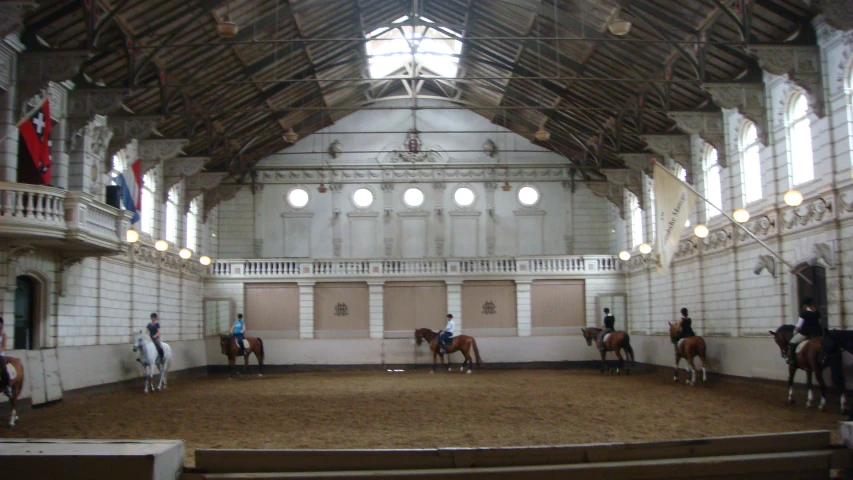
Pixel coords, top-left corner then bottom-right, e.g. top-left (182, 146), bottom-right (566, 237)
top-left (414, 328), bottom-right (482, 374)
top-left (219, 334), bottom-right (265, 377)
top-left (2, 356), bottom-right (24, 426)
top-left (669, 322), bottom-right (708, 386)
top-left (770, 325), bottom-right (828, 410)
top-left (581, 327), bottom-right (635, 375)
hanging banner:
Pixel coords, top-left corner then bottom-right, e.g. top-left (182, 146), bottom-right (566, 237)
top-left (653, 162), bottom-right (697, 274)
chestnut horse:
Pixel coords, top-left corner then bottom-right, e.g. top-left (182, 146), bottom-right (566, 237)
top-left (414, 328), bottom-right (482, 374)
top-left (2, 356), bottom-right (24, 426)
top-left (770, 325), bottom-right (829, 410)
top-left (669, 322), bottom-right (708, 386)
top-left (219, 334), bottom-right (265, 377)
top-left (581, 327), bottom-right (635, 375)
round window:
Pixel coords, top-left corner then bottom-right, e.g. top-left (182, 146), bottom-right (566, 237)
top-left (518, 186), bottom-right (540, 206)
top-left (287, 187), bottom-right (309, 208)
top-left (453, 187), bottom-right (475, 207)
top-left (403, 187), bottom-right (424, 207)
top-left (353, 188), bottom-right (374, 208)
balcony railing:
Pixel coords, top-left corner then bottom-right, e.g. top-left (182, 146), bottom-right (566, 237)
top-left (209, 255), bottom-right (622, 279)
top-left (0, 182), bottom-right (130, 253)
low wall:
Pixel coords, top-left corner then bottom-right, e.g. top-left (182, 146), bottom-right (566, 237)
top-left (1, 340), bottom-right (207, 402)
top-left (204, 335), bottom-right (604, 366)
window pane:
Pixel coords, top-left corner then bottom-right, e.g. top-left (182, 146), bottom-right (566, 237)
top-left (743, 145), bottom-right (762, 203)
top-left (629, 192), bottom-right (643, 248)
top-left (704, 148), bottom-right (722, 217)
top-left (789, 95), bottom-right (814, 186)
top-left (353, 188), bottom-right (374, 207)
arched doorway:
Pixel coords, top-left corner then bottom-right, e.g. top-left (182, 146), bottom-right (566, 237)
top-left (14, 275), bottom-right (40, 350)
top-left (794, 264), bottom-right (828, 322)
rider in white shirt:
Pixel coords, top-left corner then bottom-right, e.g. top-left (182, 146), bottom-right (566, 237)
top-left (439, 314), bottom-right (455, 355)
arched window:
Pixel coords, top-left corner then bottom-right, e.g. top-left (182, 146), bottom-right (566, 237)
top-left (166, 185), bottom-right (180, 243)
top-left (788, 93), bottom-right (814, 185)
top-left (628, 191), bottom-right (643, 248)
top-left (141, 171), bottom-right (156, 235)
top-left (703, 145), bottom-right (722, 218)
top-left (739, 121), bottom-right (762, 204)
top-left (186, 197), bottom-right (199, 251)
top-left (646, 174), bottom-right (656, 241)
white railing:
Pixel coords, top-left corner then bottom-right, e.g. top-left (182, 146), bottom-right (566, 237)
top-left (209, 255), bottom-right (622, 279)
top-left (0, 182), bottom-right (127, 251)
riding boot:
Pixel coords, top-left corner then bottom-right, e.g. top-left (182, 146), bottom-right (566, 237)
top-left (787, 343), bottom-right (797, 365)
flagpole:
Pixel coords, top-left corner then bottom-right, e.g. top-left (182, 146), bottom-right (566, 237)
top-left (0, 94), bottom-right (49, 147)
top-left (651, 159), bottom-right (811, 286)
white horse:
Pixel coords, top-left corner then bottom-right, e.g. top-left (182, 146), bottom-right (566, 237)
top-left (132, 331), bottom-right (172, 394)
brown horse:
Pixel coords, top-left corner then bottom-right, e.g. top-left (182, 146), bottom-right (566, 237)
top-left (581, 327), bottom-right (635, 375)
top-left (219, 334), bottom-right (265, 377)
top-left (414, 328), bottom-right (482, 374)
top-left (770, 325), bottom-right (828, 410)
top-left (669, 322), bottom-right (708, 386)
top-left (2, 356), bottom-right (25, 426)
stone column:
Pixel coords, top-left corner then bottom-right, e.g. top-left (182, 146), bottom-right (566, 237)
top-left (330, 184), bottom-right (343, 257)
top-left (368, 281), bottom-right (384, 339)
top-left (0, 38), bottom-right (23, 182)
top-left (433, 182), bottom-right (446, 256)
top-left (67, 117), bottom-right (112, 194)
top-left (516, 280), bottom-right (532, 336)
top-left (445, 281), bottom-right (462, 333)
top-left (484, 181), bottom-right (497, 255)
top-left (381, 183), bottom-right (394, 257)
top-left (253, 183), bottom-right (264, 257)
top-left (298, 281), bottom-right (315, 339)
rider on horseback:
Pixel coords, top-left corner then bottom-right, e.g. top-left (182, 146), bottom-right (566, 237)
top-left (439, 314), bottom-right (454, 355)
top-left (787, 296), bottom-right (822, 365)
top-left (598, 308), bottom-right (615, 352)
top-left (230, 313), bottom-right (247, 356)
top-left (673, 308), bottom-right (696, 353)
top-left (0, 317), bottom-right (11, 397)
top-left (147, 313), bottom-right (164, 364)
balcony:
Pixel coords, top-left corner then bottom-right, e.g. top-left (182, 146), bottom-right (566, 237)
top-left (0, 182), bottom-right (131, 255)
top-left (209, 255), bottom-right (622, 280)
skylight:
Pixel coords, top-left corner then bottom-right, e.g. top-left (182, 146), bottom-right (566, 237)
top-left (365, 16), bottom-right (462, 79)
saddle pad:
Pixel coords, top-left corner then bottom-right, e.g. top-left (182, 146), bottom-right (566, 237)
top-left (5, 364), bottom-right (16, 381)
top-left (603, 333), bottom-right (612, 344)
top-left (677, 338), bottom-right (687, 349)
top-left (796, 341), bottom-right (809, 355)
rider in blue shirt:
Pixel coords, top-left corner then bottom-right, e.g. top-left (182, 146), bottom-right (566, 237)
top-left (147, 313), bottom-right (164, 363)
top-left (230, 314), bottom-right (247, 356)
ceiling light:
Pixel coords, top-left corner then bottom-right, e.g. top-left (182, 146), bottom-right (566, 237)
top-left (154, 239), bottom-right (169, 252)
top-left (283, 128), bottom-right (299, 143)
top-left (638, 243), bottom-right (652, 255)
top-left (534, 127), bottom-right (550, 141)
top-left (179, 248), bottom-right (192, 260)
top-left (199, 255), bottom-right (212, 266)
top-left (733, 208), bottom-right (750, 223)
top-left (126, 229), bottom-right (139, 243)
top-left (501, 181), bottom-right (511, 192)
top-left (618, 250), bottom-right (631, 261)
top-left (694, 224), bottom-right (709, 238)
top-left (784, 189), bottom-right (803, 207)
top-left (608, 19), bottom-right (632, 36)
top-left (217, 15), bottom-right (239, 38)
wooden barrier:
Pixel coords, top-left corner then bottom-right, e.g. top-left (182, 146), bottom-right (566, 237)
top-left (183, 430), bottom-right (853, 479)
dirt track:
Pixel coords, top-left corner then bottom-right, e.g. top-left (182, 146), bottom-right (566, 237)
top-left (3, 368), bottom-right (845, 465)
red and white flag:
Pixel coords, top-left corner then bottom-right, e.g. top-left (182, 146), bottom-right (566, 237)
top-left (18, 98), bottom-right (52, 185)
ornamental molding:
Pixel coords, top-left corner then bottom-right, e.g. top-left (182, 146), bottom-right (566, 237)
top-left (746, 45), bottom-right (824, 118)
top-left (17, 50), bottom-right (88, 105)
top-left (674, 239), bottom-right (698, 261)
top-left (202, 184), bottom-right (243, 223)
top-left (805, 0), bottom-right (853, 32)
top-left (257, 166), bottom-right (569, 184)
top-left (701, 82), bottom-right (769, 146)
top-left (379, 129), bottom-right (448, 164)
top-left (601, 168), bottom-right (643, 202)
top-left (0, 2), bottom-right (36, 40)
top-left (666, 111), bottom-right (728, 167)
top-left (781, 196), bottom-right (834, 232)
top-left (736, 213), bottom-right (778, 244)
top-left (638, 134), bottom-right (691, 173)
top-left (618, 153), bottom-right (655, 174)
top-left (138, 138), bottom-right (189, 174)
top-left (186, 172), bottom-right (229, 200)
top-left (702, 227), bottom-right (732, 253)
top-left (586, 181), bottom-right (625, 219)
top-left (67, 87), bottom-right (129, 119)
top-left (0, 43), bottom-right (16, 92)
top-left (107, 116), bottom-right (162, 158)
top-left (163, 157), bottom-right (210, 198)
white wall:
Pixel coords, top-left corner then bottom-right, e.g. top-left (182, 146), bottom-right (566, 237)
top-left (623, 19), bottom-right (853, 379)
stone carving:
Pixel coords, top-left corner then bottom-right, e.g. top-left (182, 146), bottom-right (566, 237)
top-left (333, 238), bottom-right (342, 257)
top-left (586, 181), bottom-right (625, 219)
top-left (185, 172), bottom-right (228, 196)
top-left (0, 2), bottom-right (36, 39)
top-left (381, 129), bottom-right (446, 163)
top-left (433, 182), bottom-right (446, 191)
top-left (618, 153), bottom-right (654, 173)
top-left (703, 228), bottom-right (731, 252)
top-left (747, 45), bottom-right (824, 118)
top-left (17, 50), bottom-right (88, 103)
top-left (260, 167), bottom-right (566, 184)
top-left (0, 44), bottom-right (15, 92)
top-left (107, 116), bottom-right (162, 158)
top-left (435, 236), bottom-right (445, 256)
top-left (752, 255), bottom-right (776, 277)
top-left (804, 0), bottom-right (853, 32)
top-left (163, 157), bottom-right (210, 195)
top-left (384, 237), bottom-right (393, 256)
top-left (380, 182), bottom-right (394, 192)
top-left (139, 138), bottom-right (188, 163)
top-left (201, 184), bottom-right (242, 223)
top-left (483, 181), bottom-right (497, 192)
top-left (666, 111), bottom-right (728, 167)
top-left (738, 214), bottom-right (777, 244)
top-left (88, 124), bottom-right (114, 169)
top-left (601, 168), bottom-right (643, 202)
top-left (783, 196), bottom-right (833, 230)
top-left (639, 134), bottom-right (692, 174)
top-left (813, 241), bottom-right (836, 269)
top-left (674, 239), bottom-right (697, 260)
top-left (486, 236), bottom-right (495, 256)
top-left (68, 88), bottom-right (128, 118)
top-left (701, 83), bottom-right (769, 146)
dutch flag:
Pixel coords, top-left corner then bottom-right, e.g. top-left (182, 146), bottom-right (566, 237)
top-left (114, 158), bottom-right (142, 225)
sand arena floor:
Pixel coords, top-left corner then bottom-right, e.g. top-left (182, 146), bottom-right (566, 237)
top-left (2, 367), bottom-right (847, 465)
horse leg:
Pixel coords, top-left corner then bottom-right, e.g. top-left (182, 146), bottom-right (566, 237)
top-left (243, 351), bottom-right (250, 375)
top-left (8, 385), bottom-right (17, 426)
top-left (599, 351), bottom-right (607, 374)
top-left (255, 347), bottom-right (264, 377)
top-left (228, 357), bottom-right (236, 378)
top-left (614, 350), bottom-right (623, 375)
top-left (430, 350), bottom-right (437, 374)
top-left (687, 354), bottom-right (698, 387)
top-left (787, 364), bottom-right (797, 404)
top-left (816, 366), bottom-right (828, 411)
top-left (673, 353), bottom-right (682, 383)
top-left (805, 370), bottom-right (815, 408)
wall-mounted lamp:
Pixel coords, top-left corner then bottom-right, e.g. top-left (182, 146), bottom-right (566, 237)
top-left (434, 204), bottom-right (443, 215)
top-left (733, 208), bottom-right (750, 223)
top-left (126, 229), bottom-right (140, 243)
top-left (333, 208), bottom-right (341, 216)
top-left (384, 206), bottom-right (393, 216)
top-left (618, 250), bottom-right (631, 261)
top-left (154, 239), bottom-right (169, 252)
top-left (486, 205), bottom-right (496, 215)
top-left (638, 243), bottom-right (652, 255)
top-left (693, 224), bottom-right (709, 238)
top-left (784, 189), bottom-right (804, 207)
top-left (199, 255), bottom-right (212, 266)
top-left (179, 248), bottom-right (192, 260)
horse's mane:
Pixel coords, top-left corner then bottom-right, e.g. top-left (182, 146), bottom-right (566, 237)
top-left (776, 324), bottom-right (795, 334)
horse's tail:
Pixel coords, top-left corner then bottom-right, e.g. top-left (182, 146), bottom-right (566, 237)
top-left (472, 337), bottom-right (482, 367)
top-left (623, 334), bottom-right (636, 366)
top-left (258, 338), bottom-right (265, 364)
